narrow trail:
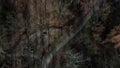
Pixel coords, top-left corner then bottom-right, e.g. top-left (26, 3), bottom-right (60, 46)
top-left (42, 0), bottom-right (104, 68)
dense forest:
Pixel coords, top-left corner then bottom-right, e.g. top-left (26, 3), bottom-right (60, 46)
top-left (0, 0), bottom-right (120, 68)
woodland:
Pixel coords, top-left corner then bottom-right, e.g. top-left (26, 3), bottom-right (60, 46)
top-left (0, 0), bottom-right (120, 68)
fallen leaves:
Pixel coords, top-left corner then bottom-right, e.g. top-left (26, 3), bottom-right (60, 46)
top-left (111, 35), bottom-right (120, 43)
top-left (103, 25), bottom-right (120, 48)
top-left (111, 35), bottom-right (120, 48)
top-left (114, 42), bottom-right (120, 48)
top-left (109, 25), bottom-right (120, 48)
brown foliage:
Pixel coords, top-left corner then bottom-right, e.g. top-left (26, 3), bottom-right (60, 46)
top-left (105, 25), bottom-right (120, 48)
